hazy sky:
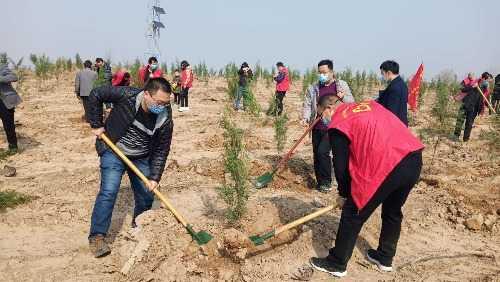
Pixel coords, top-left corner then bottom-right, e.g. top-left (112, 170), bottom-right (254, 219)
top-left (2, 0), bottom-right (499, 78)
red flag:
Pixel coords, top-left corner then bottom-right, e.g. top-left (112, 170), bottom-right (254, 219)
top-left (408, 63), bottom-right (424, 112)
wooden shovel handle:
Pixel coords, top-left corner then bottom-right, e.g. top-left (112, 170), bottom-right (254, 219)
top-left (476, 86), bottom-right (496, 114)
top-left (274, 204), bottom-right (335, 235)
top-left (276, 117), bottom-right (321, 170)
top-left (100, 134), bottom-right (189, 227)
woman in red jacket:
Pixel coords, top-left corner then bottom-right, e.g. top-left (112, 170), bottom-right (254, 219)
top-left (139, 57), bottom-right (163, 85)
top-left (309, 95), bottom-right (424, 278)
top-left (179, 60), bottom-right (193, 112)
top-left (273, 62), bottom-right (290, 115)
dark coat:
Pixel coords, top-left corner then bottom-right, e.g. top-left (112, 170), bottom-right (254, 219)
top-left (0, 64), bottom-right (22, 109)
top-left (87, 86), bottom-right (173, 182)
top-left (377, 76), bottom-right (408, 126)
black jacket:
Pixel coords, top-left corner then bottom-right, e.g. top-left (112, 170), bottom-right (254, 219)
top-left (493, 75), bottom-right (500, 100)
top-left (238, 69), bottom-right (253, 87)
top-left (377, 76), bottom-right (408, 126)
top-left (87, 86), bottom-right (174, 182)
top-left (460, 82), bottom-right (483, 113)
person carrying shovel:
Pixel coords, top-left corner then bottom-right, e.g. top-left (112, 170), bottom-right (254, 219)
top-left (86, 77), bottom-right (174, 258)
top-left (309, 95), bottom-right (424, 278)
top-left (302, 59), bottom-right (354, 193)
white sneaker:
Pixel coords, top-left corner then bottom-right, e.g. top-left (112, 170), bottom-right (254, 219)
top-left (183, 107), bottom-right (190, 112)
top-left (366, 249), bottom-right (393, 272)
top-left (178, 107), bottom-right (184, 112)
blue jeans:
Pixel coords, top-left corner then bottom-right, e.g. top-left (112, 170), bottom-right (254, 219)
top-left (234, 86), bottom-right (245, 110)
top-left (89, 150), bottom-right (154, 237)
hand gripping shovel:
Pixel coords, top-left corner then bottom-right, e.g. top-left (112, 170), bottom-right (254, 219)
top-left (255, 117), bottom-right (321, 189)
top-left (249, 202), bottom-right (337, 246)
top-left (100, 134), bottom-right (213, 245)
top-left (476, 85), bottom-right (497, 114)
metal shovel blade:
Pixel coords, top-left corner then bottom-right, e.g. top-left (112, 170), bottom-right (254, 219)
top-left (254, 171), bottom-right (275, 189)
top-left (249, 230), bottom-right (275, 246)
top-left (186, 225), bottom-right (213, 245)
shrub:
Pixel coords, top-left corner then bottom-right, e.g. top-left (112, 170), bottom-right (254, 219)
top-left (274, 113), bottom-right (288, 153)
top-left (0, 190), bottom-right (38, 212)
top-left (218, 109), bottom-right (249, 223)
top-left (30, 54), bottom-right (53, 81)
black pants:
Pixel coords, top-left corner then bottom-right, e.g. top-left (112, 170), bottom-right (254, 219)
top-left (275, 91), bottom-right (286, 115)
top-left (180, 88), bottom-right (190, 107)
top-left (454, 105), bottom-right (478, 141)
top-left (0, 100), bottom-right (17, 149)
top-left (327, 151), bottom-right (423, 270)
top-left (173, 92), bottom-right (180, 104)
top-left (312, 129), bottom-right (332, 187)
top-left (81, 96), bottom-right (91, 123)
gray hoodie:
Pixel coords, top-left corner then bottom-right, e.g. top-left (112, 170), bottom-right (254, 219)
top-left (0, 64), bottom-right (22, 109)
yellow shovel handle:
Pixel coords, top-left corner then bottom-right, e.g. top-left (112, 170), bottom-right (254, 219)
top-left (100, 134), bottom-right (189, 227)
top-left (274, 204), bottom-right (335, 235)
top-left (476, 86), bottom-right (496, 114)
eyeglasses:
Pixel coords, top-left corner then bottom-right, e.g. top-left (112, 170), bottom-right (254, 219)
top-left (147, 92), bottom-right (170, 106)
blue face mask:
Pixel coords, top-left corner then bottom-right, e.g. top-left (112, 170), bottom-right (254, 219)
top-left (319, 73), bottom-right (329, 84)
top-left (148, 104), bottom-right (165, 114)
top-left (321, 116), bottom-right (331, 126)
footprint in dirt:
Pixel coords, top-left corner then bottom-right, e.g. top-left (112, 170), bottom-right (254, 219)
top-left (291, 264), bottom-right (314, 281)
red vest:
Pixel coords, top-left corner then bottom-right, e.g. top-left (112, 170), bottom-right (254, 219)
top-left (276, 67), bottom-right (290, 92)
top-left (328, 100), bottom-right (424, 210)
top-left (139, 66), bottom-right (163, 83)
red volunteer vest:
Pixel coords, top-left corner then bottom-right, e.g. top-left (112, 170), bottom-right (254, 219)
top-left (328, 100), bottom-right (424, 210)
top-left (276, 67), bottom-right (290, 92)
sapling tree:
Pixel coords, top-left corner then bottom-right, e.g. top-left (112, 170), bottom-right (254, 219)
top-left (30, 54), bottom-right (53, 85)
top-left (274, 113), bottom-right (288, 154)
top-left (75, 53), bottom-right (83, 69)
top-left (418, 77), bottom-right (459, 166)
top-left (218, 109), bottom-right (249, 223)
top-left (7, 57), bottom-right (26, 93)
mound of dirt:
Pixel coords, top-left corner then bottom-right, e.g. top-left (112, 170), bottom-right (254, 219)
top-left (116, 197), bottom-right (317, 280)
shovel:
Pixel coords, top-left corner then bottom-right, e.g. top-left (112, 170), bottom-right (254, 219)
top-left (476, 85), bottom-right (497, 114)
top-left (249, 203), bottom-right (337, 246)
top-left (100, 134), bottom-right (213, 245)
top-left (255, 117), bottom-right (321, 189)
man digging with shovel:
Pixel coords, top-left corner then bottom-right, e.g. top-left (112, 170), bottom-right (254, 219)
top-left (309, 95), bottom-right (424, 277)
top-left (87, 78), bottom-right (173, 258)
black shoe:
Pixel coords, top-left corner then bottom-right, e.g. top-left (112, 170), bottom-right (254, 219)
top-left (366, 249), bottom-right (393, 272)
top-left (309, 257), bottom-right (347, 277)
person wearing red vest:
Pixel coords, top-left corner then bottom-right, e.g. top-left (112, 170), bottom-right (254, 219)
top-left (139, 57), bottom-right (163, 85)
top-left (179, 60), bottom-right (194, 112)
top-left (273, 62), bottom-right (290, 115)
top-left (309, 97), bottom-right (424, 278)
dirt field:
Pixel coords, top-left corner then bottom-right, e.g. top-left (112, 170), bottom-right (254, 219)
top-left (0, 72), bottom-right (499, 281)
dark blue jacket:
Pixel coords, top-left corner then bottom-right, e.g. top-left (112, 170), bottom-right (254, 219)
top-left (377, 76), bottom-right (408, 126)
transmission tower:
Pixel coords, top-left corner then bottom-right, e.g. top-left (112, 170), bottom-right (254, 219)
top-left (145, 0), bottom-right (166, 61)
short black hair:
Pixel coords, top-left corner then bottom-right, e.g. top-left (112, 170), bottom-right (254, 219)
top-left (276, 62), bottom-right (284, 67)
top-left (95, 57), bottom-right (104, 63)
top-left (84, 60), bottom-right (92, 68)
top-left (318, 59), bottom-right (333, 70)
top-left (241, 62), bottom-right (249, 68)
top-left (148, 57), bottom-right (158, 64)
top-left (481, 72), bottom-right (492, 79)
top-left (144, 77), bottom-right (172, 95)
top-left (180, 60), bottom-right (189, 69)
top-left (380, 60), bottom-right (399, 74)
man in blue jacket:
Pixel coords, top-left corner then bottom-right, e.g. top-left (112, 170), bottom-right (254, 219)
top-left (377, 60), bottom-right (408, 126)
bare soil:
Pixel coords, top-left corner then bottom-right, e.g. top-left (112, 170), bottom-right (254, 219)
top-left (0, 72), bottom-right (499, 281)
